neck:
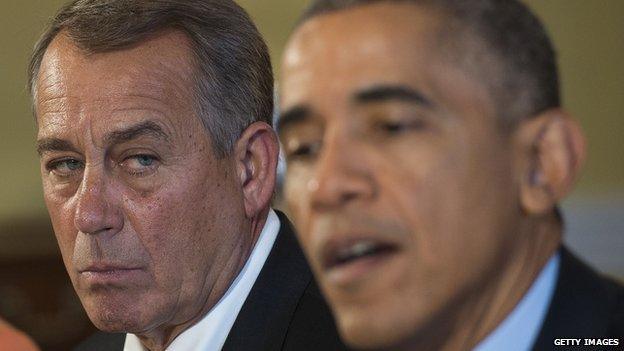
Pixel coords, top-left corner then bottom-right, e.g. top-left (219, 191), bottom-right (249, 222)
top-left (249, 207), bottom-right (270, 249)
top-left (397, 214), bottom-right (562, 351)
top-left (136, 209), bottom-right (271, 351)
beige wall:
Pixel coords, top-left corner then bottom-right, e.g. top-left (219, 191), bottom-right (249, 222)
top-left (1, 0), bottom-right (622, 228)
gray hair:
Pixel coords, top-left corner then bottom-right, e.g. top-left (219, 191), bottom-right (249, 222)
top-left (28, 0), bottom-right (274, 157)
top-left (298, 0), bottom-right (559, 127)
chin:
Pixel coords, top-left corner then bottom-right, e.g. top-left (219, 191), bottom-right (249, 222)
top-left (87, 312), bottom-right (134, 332)
top-left (336, 304), bottom-right (419, 350)
top-left (81, 295), bottom-right (149, 333)
top-left (87, 307), bottom-right (140, 332)
top-left (90, 318), bottom-right (132, 333)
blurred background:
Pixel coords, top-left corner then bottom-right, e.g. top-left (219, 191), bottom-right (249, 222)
top-left (0, 0), bottom-right (622, 349)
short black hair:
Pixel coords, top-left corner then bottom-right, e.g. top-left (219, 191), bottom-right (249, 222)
top-left (298, 0), bottom-right (559, 125)
top-left (29, 0), bottom-right (274, 157)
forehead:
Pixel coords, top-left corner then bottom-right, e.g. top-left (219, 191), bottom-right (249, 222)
top-left (35, 30), bottom-right (196, 128)
top-left (281, 3), bottom-right (445, 103)
top-left (279, 2), bottom-right (497, 128)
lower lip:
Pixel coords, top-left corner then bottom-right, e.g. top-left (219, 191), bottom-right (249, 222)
top-left (325, 250), bottom-right (398, 287)
top-left (80, 269), bottom-right (143, 286)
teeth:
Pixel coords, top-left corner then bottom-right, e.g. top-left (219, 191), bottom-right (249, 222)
top-left (350, 241), bottom-right (376, 257)
top-left (337, 241), bottom-right (377, 262)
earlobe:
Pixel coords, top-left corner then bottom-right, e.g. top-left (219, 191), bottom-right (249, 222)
top-left (234, 122), bottom-right (280, 218)
top-left (517, 109), bottom-right (586, 216)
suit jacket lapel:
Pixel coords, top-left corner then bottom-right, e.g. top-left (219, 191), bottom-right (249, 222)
top-left (532, 247), bottom-right (615, 350)
top-left (221, 211), bottom-right (314, 351)
top-left (73, 332), bottom-right (125, 351)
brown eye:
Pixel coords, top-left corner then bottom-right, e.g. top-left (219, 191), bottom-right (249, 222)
top-left (287, 141), bottom-right (321, 161)
top-left (378, 119), bottom-right (425, 135)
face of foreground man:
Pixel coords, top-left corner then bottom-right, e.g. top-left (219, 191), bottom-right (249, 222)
top-left (35, 30), bottom-right (277, 349)
top-left (279, 2), bottom-right (585, 350)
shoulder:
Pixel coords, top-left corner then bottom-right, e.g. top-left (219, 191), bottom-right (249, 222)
top-left (534, 247), bottom-right (624, 349)
top-left (603, 275), bottom-right (624, 337)
top-left (557, 247), bottom-right (624, 323)
top-left (223, 210), bottom-right (349, 350)
top-left (282, 278), bottom-right (350, 351)
top-left (273, 211), bottom-right (349, 350)
top-left (73, 332), bottom-right (125, 351)
top-left (0, 319), bottom-right (39, 351)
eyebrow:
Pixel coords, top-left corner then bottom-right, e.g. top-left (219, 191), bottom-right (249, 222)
top-left (277, 84), bottom-right (434, 133)
top-left (103, 120), bottom-right (170, 145)
top-left (36, 138), bottom-right (78, 156)
top-left (354, 84), bottom-right (433, 107)
top-left (277, 105), bottom-right (312, 134)
top-left (36, 121), bottom-right (170, 156)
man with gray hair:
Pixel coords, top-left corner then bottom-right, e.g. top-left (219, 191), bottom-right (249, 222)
top-left (29, 0), bottom-right (346, 350)
top-left (278, 0), bottom-right (624, 350)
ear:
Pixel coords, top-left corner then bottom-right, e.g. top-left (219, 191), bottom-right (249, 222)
top-left (515, 109), bottom-right (586, 215)
top-left (233, 121), bottom-right (280, 219)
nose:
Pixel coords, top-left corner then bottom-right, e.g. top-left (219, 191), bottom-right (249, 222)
top-left (309, 132), bottom-right (376, 211)
top-left (74, 167), bottom-right (123, 236)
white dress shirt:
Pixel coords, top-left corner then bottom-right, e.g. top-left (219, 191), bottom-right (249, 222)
top-left (124, 209), bottom-right (281, 351)
top-left (474, 252), bottom-right (560, 351)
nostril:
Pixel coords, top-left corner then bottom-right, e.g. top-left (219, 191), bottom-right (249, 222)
top-left (342, 192), bottom-right (359, 202)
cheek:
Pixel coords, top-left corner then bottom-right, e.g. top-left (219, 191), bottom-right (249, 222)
top-left (284, 166), bottom-right (309, 212)
top-left (376, 141), bottom-right (445, 229)
top-left (395, 138), bottom-right (514, 277)
top-left (284, 166), bottom-right (314, 237)
top-left (127, 190), bottom-right (208, 254)
top-left (379, 140), bottom-right (484, 268)
top-left (43, 188), bottom-right (78, 265)
top-left (123, 168), bottom-right (237, 278)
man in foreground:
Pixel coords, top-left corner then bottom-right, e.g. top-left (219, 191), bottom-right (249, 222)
top-left (29, 0), bottom-right (345, 350)
top-left (278, 0), bottom-right (624, 350)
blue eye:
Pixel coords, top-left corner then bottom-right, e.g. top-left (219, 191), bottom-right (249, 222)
top-left (136, 155), bottom-right (155, 166)
top-left (48, 158), bottom-right (84, 177)
top-left (121, 154), bottom-right (160, 176)
top-left (65, 159), bottom-right (83, 170)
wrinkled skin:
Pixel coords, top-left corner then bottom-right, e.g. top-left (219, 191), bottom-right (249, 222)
top-left (35, 30), bottom-right (266, 350)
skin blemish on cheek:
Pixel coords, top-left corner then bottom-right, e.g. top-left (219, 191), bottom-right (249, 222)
top-left (307, 179), bottom-right (319, 192)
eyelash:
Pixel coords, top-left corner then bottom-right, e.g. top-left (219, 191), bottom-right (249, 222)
top-left (377, 119), bottom-right (426, 135)
top-left (286, 141), bottom-right (321, 161)
top-left (47, 158), bottom-right (84, 178)
top-left (45, 154), bottom-right (160, 179)
top-left (285, 118), bottom-right (425, 159)
top-left (119, 154), bottom-right (160, 176)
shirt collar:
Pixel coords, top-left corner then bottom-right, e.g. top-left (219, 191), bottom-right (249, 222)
top-left (474, 252), bottom-right (560, 351)
top-left (124, 209), bottom-right (281, 351)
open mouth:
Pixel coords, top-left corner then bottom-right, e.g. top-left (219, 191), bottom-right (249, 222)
top-left (324, 239), bottom-right (399, 270)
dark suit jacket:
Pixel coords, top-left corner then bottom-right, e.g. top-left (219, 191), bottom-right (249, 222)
top-left (532, 247), bottom-right (624, 350)
top-left (74, 211), bottom-right (348, 351)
